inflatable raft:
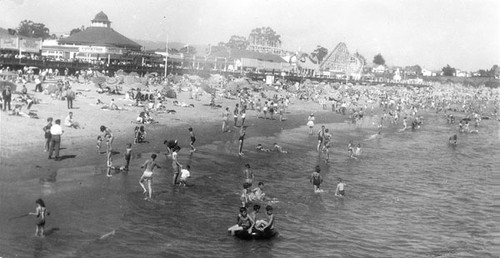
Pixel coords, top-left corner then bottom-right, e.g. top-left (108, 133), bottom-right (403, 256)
top-left (234, 228), bottom-right (278, 240)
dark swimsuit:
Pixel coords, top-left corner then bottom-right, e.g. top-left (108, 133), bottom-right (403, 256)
top-left (312, 174), bottom-right (321, 186)
top-left (238, 215), bottom-right (251, 230)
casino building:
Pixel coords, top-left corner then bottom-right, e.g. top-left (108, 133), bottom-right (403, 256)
top-left (42, 11), bottom-right (142, 62)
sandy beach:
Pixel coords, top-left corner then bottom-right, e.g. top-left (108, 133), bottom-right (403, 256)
top-left (0, 78), bottom-right (335, 177)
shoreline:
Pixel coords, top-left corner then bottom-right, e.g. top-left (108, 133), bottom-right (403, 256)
top-left (0, 96), bottom-right (342, 183)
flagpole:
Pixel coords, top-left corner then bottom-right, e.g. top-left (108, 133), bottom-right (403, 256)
top-left (164, 33), bottom-right (168, 77)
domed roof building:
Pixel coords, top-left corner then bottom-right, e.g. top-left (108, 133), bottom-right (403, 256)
top-left (92, 11), bottom-right (111, 26)
top-left (58, 11), bottom-right (141, 55)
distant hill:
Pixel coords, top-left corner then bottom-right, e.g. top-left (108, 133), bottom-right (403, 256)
top-left (134, 39), bottom-right (185, 51)
top-left (134, 39), bottom-right (210, 55)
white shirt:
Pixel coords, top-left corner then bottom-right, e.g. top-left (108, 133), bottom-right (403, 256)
top-left (50, 124), bottom-right (63, 135)
top-left (64, 115), bottom-right (73, 127)
top-left (180, 169), bottom-right (190, 180)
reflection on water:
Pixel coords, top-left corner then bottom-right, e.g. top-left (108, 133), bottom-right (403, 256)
top-left (0, 113), bottom-right (498, 257)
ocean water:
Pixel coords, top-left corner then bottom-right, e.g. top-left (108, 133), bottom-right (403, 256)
top-left (0, 111), bottom-right (498, 257)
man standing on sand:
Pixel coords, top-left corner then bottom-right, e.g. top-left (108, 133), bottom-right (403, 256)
top-left (49, 119), bottom-right (63, 161)
top-left (66, 86), bottom-right (75, 109)
top-left (233, 103), bottom-right (240, 127)
top-left (222, 107), bottom-right (230, 132)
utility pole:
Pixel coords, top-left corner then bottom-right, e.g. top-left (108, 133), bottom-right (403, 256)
top-left (164, 33), bottom-right (168, 77)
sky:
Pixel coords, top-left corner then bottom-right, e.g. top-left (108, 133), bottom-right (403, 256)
top-left (1, 0), bottom-right (499, 71)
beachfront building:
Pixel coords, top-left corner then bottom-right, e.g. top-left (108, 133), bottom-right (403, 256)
top-left (455, 69), bottom-right (470, 77)
top-left (421, 68), bottom-right (437, 77)
top-left (207, 48), bottom-right (289, 74)
top-left (373, 65), bottom-right (386, 74)
top-left (319, 42), bottom-right (365, 80)
top-left (232, 49), bottom-right (289, 73)
top-left (45, 11), bottom-right (142, 63)
top-left (282, 52), bottom-right (319, 77)
top-left (0, 27), bottom-right (43, 59)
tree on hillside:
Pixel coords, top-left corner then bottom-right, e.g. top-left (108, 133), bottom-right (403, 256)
top-left (373, 53), bottom-right (385, 65)
top-left (442, 64), bottom-right (456, 76)
top-left (179, 45), bottom-right (197, 55)
top-left (209, 45), bottom-right (228, 54)
top-left (311, 45), bottom-right (328, 64)
top-left (490, 64), bottom-right (499, 77)
top-left (404, 65), bottom-right (422, 75)
top-left (477, 69), bottom-right (489, 77)
top-left (248, 27), bottom-right (281, 47)
top-left (70, 28), bottom-right (82, 36)
top-left (17, 20), bottom-right (51, 39)
top-left (225, 35), bottom-right (249, 50)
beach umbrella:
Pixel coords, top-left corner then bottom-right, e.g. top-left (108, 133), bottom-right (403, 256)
top-left (115, 69), bottom-right (125, 76)
top-left (0, 81), bottom-right (16, 91)
top-left (104, 77), bottom-right (120, 88)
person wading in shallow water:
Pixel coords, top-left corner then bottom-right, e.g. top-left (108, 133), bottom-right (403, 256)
top-left (238, 126), bottom-right (246, 156)
top-left (139, 154), bottom-right (161, 200)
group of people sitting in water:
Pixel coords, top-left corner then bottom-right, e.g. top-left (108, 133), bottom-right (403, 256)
top-left (227, 204), bottom-right (275, 236)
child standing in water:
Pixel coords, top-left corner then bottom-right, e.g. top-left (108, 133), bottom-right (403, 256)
top-left (172, 146), bottom-right (182, 185)
top-left (29, 198), bottom-right (47, 237)
top-left (335, 178), bottom-right (347, 197)
top-left (238, 127), bottom-right (246, 156)
top-left (106, 151), bottom-right (114, 177)
top-left (240, 182), bottom-right (252, 207)
top-left (310, 165), bottom-right (323, 193)
top-left (188, 127), bottom-right (196, 152)
top-left (124, 143), bottom-right (132, 171)
top-left (242, 163), bottom-right (254, 186)
top-left (307, 113), bottom-right (315, 135)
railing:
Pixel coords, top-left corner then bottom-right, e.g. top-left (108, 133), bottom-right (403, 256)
top-left (0, 57), bottom-right (435, 87)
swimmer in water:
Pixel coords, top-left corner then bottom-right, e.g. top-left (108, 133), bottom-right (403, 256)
top-left (335, 178), bottom-right (346, 197)
top-left (256, 144), bottom-right (271, 152)
top-left (347, 141), bottom-right (355, 158)
top-left (449, 134), bottom-right (457, 145)
top-left (310, 165), bottom-right (323, 193)
top-left (249, 182), bottom-right (266, 201)
top-left (402, 117), bottom-right (408, 131)
top-left (354, 143), bottom-right (362, 156)
top-left (273, 143), bottom-right (288, 153)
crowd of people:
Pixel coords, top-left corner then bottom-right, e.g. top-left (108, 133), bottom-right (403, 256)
top-left (5, 68), bottom-right (496, 237)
